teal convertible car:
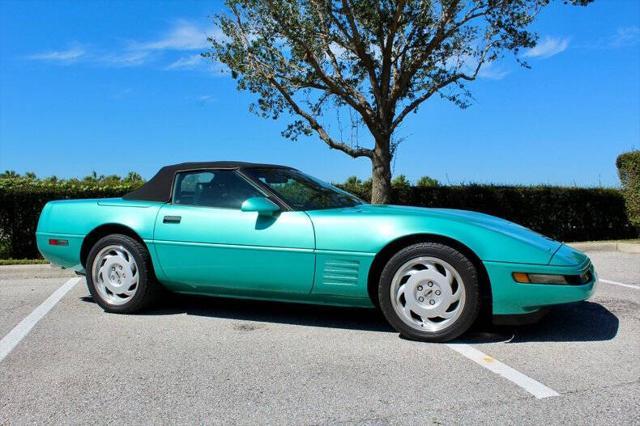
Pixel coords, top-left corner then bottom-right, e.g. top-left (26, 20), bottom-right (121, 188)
top-left (36, 162), bottom-right (597, 342)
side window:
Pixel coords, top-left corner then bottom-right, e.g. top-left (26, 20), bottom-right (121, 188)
top-left (172, 170), bottom-right (263, 209)
top-left (257, 177), bottom-right (314, 210)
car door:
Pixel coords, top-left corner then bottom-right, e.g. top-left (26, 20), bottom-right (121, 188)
top-left (153, 169), bottom-right (315, 295)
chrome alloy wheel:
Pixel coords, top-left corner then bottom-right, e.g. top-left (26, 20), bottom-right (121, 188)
top-left (92, 245), bottom-right (139, 306)
top-left (390, 256), bottom-right (466, 332)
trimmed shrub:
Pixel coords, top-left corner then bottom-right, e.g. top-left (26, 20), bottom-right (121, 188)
top-left (0, 178), bottom-right (141, 259)
top-left (404, 185), bottom-right (635, 242)
top-left (336, 182), bottom-right (636, 242)
top-left (0, 174), bottom-right (636, 260)
top-left (617, 150), bottom-right (640, 229)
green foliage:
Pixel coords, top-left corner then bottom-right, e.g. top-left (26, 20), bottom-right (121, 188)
top-left (416, 176), bottom-right (440, 187)
top-left (335, 179), bottom-right (637, 242)
top-left (0, 258), bottom-right (49, 265)
top-left (209, 0), bottom-right (593, 203)
top-left (0, 170), bottom-right (20, 179)
top-left (339, 176), bottom-right (372, 197)
top-left (2, 169), bottom-right (634, 260)
top-left (0, 172), bottom-right (144, 259)
top-left (391, 174), bottom-right (411, 201)
top-left (617, 150), bottom-right (640, 228)
top-left (210, 0), bottom-right (593, 146)
top-left (391, 175), bottom-right (411, 188)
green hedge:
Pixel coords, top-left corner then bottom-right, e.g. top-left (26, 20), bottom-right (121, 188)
top-left (617, 150), bottom-right (640, 229)
top-left (337, 183), bottom-right (637, 243)
top-left (0, 177), bottom-right (636, 260)
top-left (0, 178), bottom-right (141, 259)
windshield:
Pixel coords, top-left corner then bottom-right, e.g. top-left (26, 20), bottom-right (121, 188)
top-left (244, 168), bottom-right (363, 210)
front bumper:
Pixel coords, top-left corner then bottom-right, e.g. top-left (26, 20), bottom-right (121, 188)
top-left (484, 255), bottom-right (597, 316)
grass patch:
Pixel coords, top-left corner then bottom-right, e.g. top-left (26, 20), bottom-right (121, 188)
top-left (0, 258), bottom-right (49, 265)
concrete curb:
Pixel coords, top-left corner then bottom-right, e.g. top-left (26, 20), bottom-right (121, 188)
top-left (0, 264), bottom-right (54, 271)
top-left (0, 263), bottom-right (76, 279)
top-left (569, 241), bottom-right (640, 254)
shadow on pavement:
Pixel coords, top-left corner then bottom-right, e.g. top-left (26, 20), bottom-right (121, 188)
top-left (82, 293), bottom-right (393, 332)
top-left (500, 301), bottom-right (619, 343)
top-left (81, 295), bottom-right (619, 342)
top-left (460, 301), bottom-right (620, 344)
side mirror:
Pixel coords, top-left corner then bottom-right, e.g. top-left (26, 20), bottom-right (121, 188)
top-left (240, 197), bottom-right (280, 216)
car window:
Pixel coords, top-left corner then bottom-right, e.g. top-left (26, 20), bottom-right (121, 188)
top-left (244, 168), bottom-right (362, 210)
top-left (172, 170), bottom-right (263, 209)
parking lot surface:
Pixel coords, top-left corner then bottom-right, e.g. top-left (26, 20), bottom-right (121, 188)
top-left (1, 251), bottom-right (639, 425)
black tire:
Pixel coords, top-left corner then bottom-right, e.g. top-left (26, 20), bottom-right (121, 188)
top-left (378, 242), bottom-right (481, 342)
top-left (85, 234), bottom-right (162, 313)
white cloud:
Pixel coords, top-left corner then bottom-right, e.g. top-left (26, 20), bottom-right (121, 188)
top-left (576, 26), bottom-right (640, 50)
top-left (165, 54), bottom-right (203, 70)
top-left (196, 95), bottom-right (216, 105)
top-left (26, 19), bottom-right (216, 71)
top-left (448, 54), bottom-right (510, 81)
top-left (478, 63), bottom-right (509, 80)
top-left (100, 50), bottom-right (152, 67)
top-left (609, 26), bottom-right (640, 48)
top-left (524, 36), bottom-right (570, 59)
top-left (27, 46), bottom-right (85, 63)
top-left (135, 20), bottom-right (210, 51)
top-left (166, 54), bottom-right (229, 77)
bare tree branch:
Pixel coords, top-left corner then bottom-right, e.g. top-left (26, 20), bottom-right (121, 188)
top-left (210, 0), bottom-right (594, 203)
top-left (271, 77), bottom-right (372, 158)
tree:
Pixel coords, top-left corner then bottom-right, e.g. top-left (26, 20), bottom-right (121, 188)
top-left (416, 175), bottom-right (440, 187)
top-left (124, 172), bottom-right (145, 184)
top-left (391, 174), bottom-right (411, 189)
top-left (208, 0), bottom-right (592, 203)
top-left (616, 150), bottom-right (640, 229)
top-left (0, 170), bottom-right (20, 179)
top-left (391, 173), bottom-right (411, 200)
top-left (337, 175), bottom-right (372, 199)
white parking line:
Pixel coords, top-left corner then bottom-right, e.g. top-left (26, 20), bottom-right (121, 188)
top-left (446, 343), bottom-right (560, 399)
top-left (0, 277), bottom-right (81, 363)
top-left (600, 278), bottom-right (639, 290)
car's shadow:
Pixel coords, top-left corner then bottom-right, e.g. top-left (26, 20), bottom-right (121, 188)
top-left (81, 295), bottom-right (619, 343)
top-left (459, 301), bottom-right (619, 344)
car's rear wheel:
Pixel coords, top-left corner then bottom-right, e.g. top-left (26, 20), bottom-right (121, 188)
top-left (378, 242), bottom-right (481, 342)
top-left (86, 234), bottom-right (161, 313)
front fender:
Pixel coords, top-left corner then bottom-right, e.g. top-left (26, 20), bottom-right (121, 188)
top-left (306, 205), bottom-right (561, 265)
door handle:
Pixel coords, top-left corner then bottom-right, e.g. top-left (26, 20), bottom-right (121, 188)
top-left (163, 215), bottom-right (181, 224)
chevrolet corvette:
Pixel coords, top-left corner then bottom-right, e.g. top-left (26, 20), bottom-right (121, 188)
top-left (36, 162), bottom-right (597, 342)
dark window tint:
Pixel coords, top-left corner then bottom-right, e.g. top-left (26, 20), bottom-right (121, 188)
top-left (172, 170), bottom-right (263, 209)
top-left (243, 168), bottom-right (362, 210)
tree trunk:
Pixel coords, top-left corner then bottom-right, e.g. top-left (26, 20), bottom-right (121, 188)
top-left (370, 144), bottom-right (392, 204)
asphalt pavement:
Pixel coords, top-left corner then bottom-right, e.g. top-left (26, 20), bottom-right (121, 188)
top-left (0, 252), bottom-right (638, 425)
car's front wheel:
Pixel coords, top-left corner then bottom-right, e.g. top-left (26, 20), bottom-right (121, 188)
top-left (378, 242), bottom-right (481, 342)
top-left (86, 234), bottom-right (161, 313)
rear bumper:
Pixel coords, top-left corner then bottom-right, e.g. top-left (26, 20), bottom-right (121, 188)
top-left (484, 257), bottom-right (597, 315)
top-left (36, 232), bottom-right (84, 272)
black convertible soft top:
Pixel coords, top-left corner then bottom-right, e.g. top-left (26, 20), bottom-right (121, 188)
top-left (122, 161), bottom-right (291, 202)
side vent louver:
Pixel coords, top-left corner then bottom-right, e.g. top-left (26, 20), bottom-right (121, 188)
top-left (322, 259), bottom-right (360, 286)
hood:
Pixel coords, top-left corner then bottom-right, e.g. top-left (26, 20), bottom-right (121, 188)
top-left (352, 204), bottom-right (563, 263)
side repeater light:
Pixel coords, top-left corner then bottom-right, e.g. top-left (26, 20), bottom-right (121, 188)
top-left (48, 239), bottom-right (69, 246)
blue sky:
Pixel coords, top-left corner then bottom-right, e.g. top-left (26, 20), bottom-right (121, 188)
top-left (0, 0), bottom-right (639, 186)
